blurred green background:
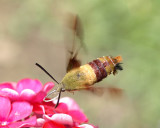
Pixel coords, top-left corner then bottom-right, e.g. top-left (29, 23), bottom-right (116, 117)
top-left (0, 0), bottom-right (160, 128)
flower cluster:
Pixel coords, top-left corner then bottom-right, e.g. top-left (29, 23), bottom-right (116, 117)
top-left (0, 78), bottom-right (96, 128)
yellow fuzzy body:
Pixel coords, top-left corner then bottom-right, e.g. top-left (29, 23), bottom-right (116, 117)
top-left (60, 56), bottom-right (122, 91)
top-left (61, 64), bottom-right (97, 91)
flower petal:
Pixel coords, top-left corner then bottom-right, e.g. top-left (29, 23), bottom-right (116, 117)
top-left (43, 82), bottom-right (55, 93)
top-left (55, 103), bottom-right (68, 113)
top-left (16, 78), bottom-right (42, 93)
top-left (0, 96), bottom-right (11, 121)
top-left (36, 118), bottom-right (45, 127)
top-left (59, 97), bottom-right (80, 111)
top-left (33, 91), bottom-right (46, 102)
top-left (8, 101), bottom-right (33, 122)
top-left (33, 104), bottom-right (45, 114)
top-left (43, 121), bottom-right (65, 128)
top-left (33, 102), bottom-right (55, 114)
top-left (69, 110), bottom-right (88, 123)
top-left (8, 116), bottom-right (37, 128)
top-left (77, 124), bottom-right (97, 128)
top-left (0, 88), bottom-right (19, 100)
top-left (0, 82), bottom-right (14, 90)
top-left (20, 89), bottom-right (36, 101)
top-left (51, 114), bottom-right (73, 126)
top-left (44, 114), bottom-right (73, 126)
top-left (58, 97), bottom-right (88, 123)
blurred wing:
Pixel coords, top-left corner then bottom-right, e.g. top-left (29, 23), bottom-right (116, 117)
top-left (64, 13), bottom-right (86, 72)
top-left (85, 86), bottom-right (124, 97)
top-left (67, 56), bottom-right (81, 72)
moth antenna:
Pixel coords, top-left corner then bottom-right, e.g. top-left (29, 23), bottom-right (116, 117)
top-left (35, 63), bottom-right (59, 84)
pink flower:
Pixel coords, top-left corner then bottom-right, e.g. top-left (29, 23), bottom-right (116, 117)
top-left (42, 114), bottom-right (96, 128)
top-left (0, 96), bottom-right (36, 127)
top-left (0, 78), bottom-right (54, 103)
top-left (34, 97), bottom-right (97, 128)
top-left (56, 97), bottom-right (88, 123)
top-left (0, 78), bottom-right (97, 127)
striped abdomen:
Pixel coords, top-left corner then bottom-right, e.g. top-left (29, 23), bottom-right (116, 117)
top-left (61, 56), bottom-right (122, 91)
top-left (88, 56), bottom-right (122, 83)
